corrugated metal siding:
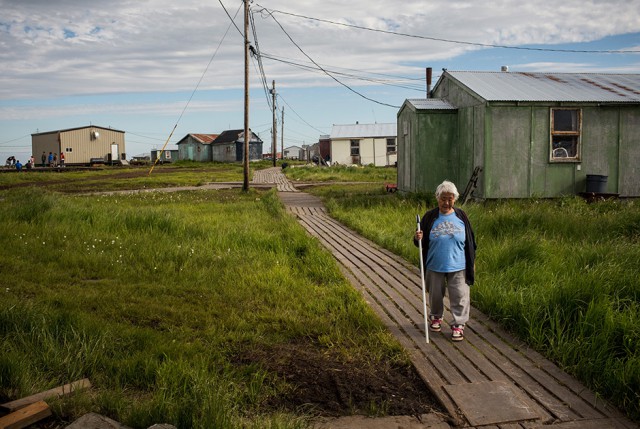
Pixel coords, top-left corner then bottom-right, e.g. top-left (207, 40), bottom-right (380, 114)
top-left (60, 128), bottom-right (125, 164)
top-left (445, 71), bottom-right (640, 103)
top-left (405, 99), bottom-right (457, 110)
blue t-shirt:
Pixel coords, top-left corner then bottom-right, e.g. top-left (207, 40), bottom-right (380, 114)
top-left (426, 211), bottom-right (466, 273)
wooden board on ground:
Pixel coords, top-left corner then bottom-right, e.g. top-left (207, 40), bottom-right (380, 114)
top-left (443, 381), bottom-right (541, 426)
top-left (0, 378), bottom-right (91, 413)
top-left (0, 400), bottom-right (51, 429)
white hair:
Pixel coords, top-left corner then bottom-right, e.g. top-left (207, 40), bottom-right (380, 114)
top-left (435, 180), bottom-right (459, 200)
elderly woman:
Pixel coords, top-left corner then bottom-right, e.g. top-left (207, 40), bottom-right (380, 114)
top-left (414, 180), bottom-right (477, 342)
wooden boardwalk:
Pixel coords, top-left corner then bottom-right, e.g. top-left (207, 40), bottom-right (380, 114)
top-left (256, 168), bottom-right (636, 429)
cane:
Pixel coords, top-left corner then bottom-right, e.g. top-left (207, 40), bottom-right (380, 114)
top-left (416, 215), bottom-right (429, 343)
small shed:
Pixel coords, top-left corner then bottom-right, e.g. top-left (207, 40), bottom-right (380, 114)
top-left (177, 133), bottom-right (219, 162)
top-left (330, 123), bottom-right (397, 166)
top-left (211, 130), bottom-right (263, 163)
top-left (151, 145), bottom-right (179, 164)
top-left (283, 146), bottom-right (303, 160)
top-left (32, 125), bottom-right (126, 166)
top-left (397, 71), bottom-right (640, 198)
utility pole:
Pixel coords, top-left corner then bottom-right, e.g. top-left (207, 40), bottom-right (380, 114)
top-left (271, 80), bottom-right (276, 167)
top-left (242, 0), bottom-right (250, 191)
top-left (280, 106), bottom-right (284, 163)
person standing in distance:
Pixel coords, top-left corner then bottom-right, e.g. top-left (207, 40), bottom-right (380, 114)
top-left (414, 180), bottom-right (477, 342)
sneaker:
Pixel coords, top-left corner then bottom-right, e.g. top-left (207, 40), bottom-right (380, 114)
top-left (451, 325), bottom-right (464, 342)
top-left (429, 317), bottom-right (442, 332)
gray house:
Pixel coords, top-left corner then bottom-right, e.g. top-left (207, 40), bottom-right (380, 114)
top-left (211, 129), bottom-right (263, 163)
top-left (397, 70), bottom-right (640, 198)
top-left (177, 133), bottom-right (219, 162)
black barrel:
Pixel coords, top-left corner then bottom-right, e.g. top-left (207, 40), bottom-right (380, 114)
top-left (586, 174), bottom-right (607, 193)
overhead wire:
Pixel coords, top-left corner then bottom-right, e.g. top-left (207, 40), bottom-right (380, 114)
top-left (256, 7), bottom-right (402, 109)
top-left (149, 1), bottom-right (242, 175)
top-left (260, 52), bottom-right (426, 92)
top-left (257, 5), bottom-right (640, 55)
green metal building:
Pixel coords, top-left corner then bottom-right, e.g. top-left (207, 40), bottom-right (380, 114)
top-left (397, 71), bottom-right (640, 198)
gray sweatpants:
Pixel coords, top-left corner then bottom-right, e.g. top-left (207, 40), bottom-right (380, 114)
top-left (426, 269), bottom-right (470, 326)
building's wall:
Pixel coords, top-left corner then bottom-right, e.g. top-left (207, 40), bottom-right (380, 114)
top-left (619, 106), bottom-right (640, 196)
top-left (212, 142), bottom-right (262, 162)
top-left (397, 105), bottom-right (458, 193)
top-left (151, 150), bottom-right (178, 163)
top-left (330, 138), bottom-right (397, 166)
top-left (32, 133), bottom-right (60, 166)
top-left (178, 137), bottom-right (212, 162)
top-left (33, 127), bottom-right (125, 165)
top-left (236, 142), bottom-right (263, 162)
top-left (212, 143), bottom-right (237, 162)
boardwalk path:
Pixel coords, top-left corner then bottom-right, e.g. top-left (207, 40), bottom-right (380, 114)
top-left (254, 167), bottom-right (636, 429)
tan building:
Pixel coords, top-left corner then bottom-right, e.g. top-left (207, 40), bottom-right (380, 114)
top-left (32, 125), bottom-right (126, 166)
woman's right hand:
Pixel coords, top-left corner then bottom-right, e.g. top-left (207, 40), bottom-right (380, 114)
top-left (415, 231), bottom-right (423, 240)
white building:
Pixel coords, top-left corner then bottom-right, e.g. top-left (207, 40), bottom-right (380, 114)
top-left (330, 123), bottom-right (397, 166)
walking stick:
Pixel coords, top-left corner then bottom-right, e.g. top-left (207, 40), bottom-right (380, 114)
top-left (416, 215), bottom-right (429, 344)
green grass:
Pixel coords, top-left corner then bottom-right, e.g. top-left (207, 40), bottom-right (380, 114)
top-left (0, 185), bottom-right (404, 428)
top-left (283, 164), bottom-right (397, 183)
top-left (0, 161), bottom-right (275, 192)
top-left (306, 184), bottom-right (640, 422)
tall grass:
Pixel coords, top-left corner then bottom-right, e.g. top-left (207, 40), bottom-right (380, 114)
top-left (0, 186), bottom-right (403, 428)
top-left (310, 185), bottom-right (640, 422)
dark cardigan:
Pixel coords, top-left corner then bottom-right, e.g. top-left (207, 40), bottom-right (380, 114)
top-left (413, 206), bottom-right (477, 285)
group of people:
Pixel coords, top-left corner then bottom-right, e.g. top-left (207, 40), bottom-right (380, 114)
top-left (5, 151), bottom-right (66, 171)
top-left (5, 155), bottom-right (32, 171)
top-left (41, 151), bottom-right (65, 167)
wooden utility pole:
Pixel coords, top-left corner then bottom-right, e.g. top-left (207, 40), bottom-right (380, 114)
top-left (280, 106), bottom-right (284, 162)
top-left (271, 80), bottom-right (276, 167)
top-left (242, 0), bottom-right (250, 191)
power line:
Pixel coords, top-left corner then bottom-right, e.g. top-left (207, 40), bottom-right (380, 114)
top-left (276, 93), bottom-right (326, 135)
top-left (257, 5), bottom-right (640, 55)
top-left (258, 8), bottom-right (401, 109)
top-left (260, 52), bottom-right (426, 92)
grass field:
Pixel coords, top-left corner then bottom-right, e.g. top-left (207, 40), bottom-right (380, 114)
top-left (0, 164), bottom-right (433, 428)
top-left (302, 180), bottom-right (640, 422)
top-left (1, 163), bottom-right (638, 425)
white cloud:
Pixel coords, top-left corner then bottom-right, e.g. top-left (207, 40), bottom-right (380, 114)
top-left (1, 0), bottom-right (639, 101)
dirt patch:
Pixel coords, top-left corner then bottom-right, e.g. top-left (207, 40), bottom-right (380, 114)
top-left (234, 341), bottom-right (444, 418)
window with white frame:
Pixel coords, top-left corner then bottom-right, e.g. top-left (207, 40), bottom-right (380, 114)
top-left (386, 138), bottom-right (396, 154)
top-left (550, 108), bottom-right (581, 162)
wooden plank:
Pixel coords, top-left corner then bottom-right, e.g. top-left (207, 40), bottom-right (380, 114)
top-left (529, 418), bottom-right (630, 429)
top-left (443, 381), bottom-right (540, 426)
top-left (0, 401), bottom-right (51, 429)
top-left (0, 379), bottom-right (91, 413)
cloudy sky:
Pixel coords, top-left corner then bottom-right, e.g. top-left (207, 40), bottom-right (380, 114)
top-left (1, 0), bottom-right (639, 161)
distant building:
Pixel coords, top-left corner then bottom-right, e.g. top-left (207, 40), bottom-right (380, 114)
top-left (211, 130), bottom-right (263, 162)
top-left (330, 123), bottom-right (397, 166)
top-left (32, 125), bottom-right (126, 166)
top-left (177, 133), bottom-right (219, 162)
top-left (151, 145), bottom-right (179, 164)
top-left (283, 145), bottom-right (303, 160)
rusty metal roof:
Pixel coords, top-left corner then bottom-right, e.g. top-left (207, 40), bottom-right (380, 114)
top-left (330, 123), bottom-right (396, 139)
top-left (190, 133), bottom-right (218, 144)
top-left (405, 99), bottom-right (457, 110)
top-left (443, 71), bottom-right (640, 103)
